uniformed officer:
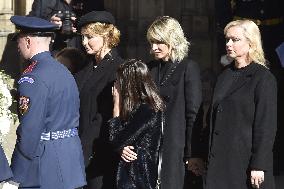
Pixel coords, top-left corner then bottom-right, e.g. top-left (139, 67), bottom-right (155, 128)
top-left (9, 15), bottom-right (86, 189)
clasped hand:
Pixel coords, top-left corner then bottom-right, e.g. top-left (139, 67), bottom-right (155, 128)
top-left (251, 170), bottom-right (264, 189)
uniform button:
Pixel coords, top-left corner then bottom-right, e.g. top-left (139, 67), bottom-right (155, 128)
top-left (260, 9), bottom-right (264, 14)
top-left (214, 131), bottom-right (219, 135)
top-left (217, 108), bottom-right (223, 113)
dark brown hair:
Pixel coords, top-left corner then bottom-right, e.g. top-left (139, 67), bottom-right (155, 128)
top-left (117, 59), bottom-right (165, 120)
top-left (55, 47), bottom-right (86, 74)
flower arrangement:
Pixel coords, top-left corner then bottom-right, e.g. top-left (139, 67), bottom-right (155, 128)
top-left (0, 70), bottom-right (16, 143)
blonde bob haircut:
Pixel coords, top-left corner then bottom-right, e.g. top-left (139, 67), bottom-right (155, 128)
top-left (81, 22), bottom-right (120, 48)
top-left (147, 16), bottom-right (190, 63)
top-left (224, 20), bottom-right (266, 66)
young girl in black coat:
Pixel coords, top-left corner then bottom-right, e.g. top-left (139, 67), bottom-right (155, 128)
top-left (108, 59), bottom-right (165, 189)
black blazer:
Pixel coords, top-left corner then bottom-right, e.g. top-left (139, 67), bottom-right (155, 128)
top-left (148, 58), bottom-right (203, 189)
top-left (205, 63), bottom-right (277, 189)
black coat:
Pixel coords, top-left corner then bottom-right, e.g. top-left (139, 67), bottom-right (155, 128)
top-left (108, 103), bottom-right (162, 189)
top-left (75, 49), bottom-right (124, 188)
top-left (148, 58), bottom-right (203, 189)
top-left (205, 63), bottom-right (277, 189)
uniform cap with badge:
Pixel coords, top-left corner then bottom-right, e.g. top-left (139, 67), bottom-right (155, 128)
top-left (10, 15), bottom-right (59, 41)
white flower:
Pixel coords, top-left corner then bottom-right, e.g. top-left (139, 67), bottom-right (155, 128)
top-left (0, 70), bottom-right (15, 137)
top-left (0, 116), bottom-right (11, 135)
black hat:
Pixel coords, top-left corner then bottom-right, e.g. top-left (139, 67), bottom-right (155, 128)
top-left (78, 11), bottom-right (115, 28)
top-left (10, 15), bottom-right (59, 40)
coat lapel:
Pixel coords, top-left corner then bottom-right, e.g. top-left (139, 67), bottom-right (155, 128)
top-left (212, 68), bottom-right (233, 106)
top-left (223, 64), bottom-right (254, 99)
top-left (76, 62), bottom-right (94, 91)
top-left (213, 63), bottom-right (255, 105)
top-left (160, 63), bottom-right (178, 86)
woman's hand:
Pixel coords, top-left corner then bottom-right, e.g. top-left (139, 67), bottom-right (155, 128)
top-left (112, 81), bottom-right (120, 117)
top-left (251, 170), bottom-right (264, 189)
top-left (120, 146), bottom-right (137, 162)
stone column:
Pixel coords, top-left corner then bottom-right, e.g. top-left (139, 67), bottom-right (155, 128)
top-left (0, 0), bottom-right (14, 58)
top-left (14, 0), bottom-right (33, 15)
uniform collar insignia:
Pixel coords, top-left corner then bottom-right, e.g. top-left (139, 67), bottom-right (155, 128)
top-left (23, 60), bottom-right (38, 74)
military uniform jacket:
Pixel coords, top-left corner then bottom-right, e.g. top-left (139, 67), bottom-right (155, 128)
top-left (75, 49), bottom-right (123, 188)
top-left (205, 63), bottom-right (277, 189)
top-left (0, 145), bottom-right (13, 182)
top-left (148, 58), bottom-right (203, 189)
top-left (11, 51), bottom-right (86, 189)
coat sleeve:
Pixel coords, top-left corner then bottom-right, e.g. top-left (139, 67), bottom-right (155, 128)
top-left (0, 145), bottom-right (13, 182)
top-left (250, 71), bottom-right (277, 171)
top-left (108, 105), bottom-right (159, 151)
top-left (184, 60), bottom-right (203, 159)
top-left (15, 74), bottom-right (48, 160)
top-left (28, 0), bottom-right (57, 20)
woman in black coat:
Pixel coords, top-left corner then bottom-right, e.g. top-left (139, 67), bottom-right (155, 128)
top-left (75, 11), bottom-right (124, 189)
top-left (205, 20), bottom-right (277, 189)
top-left (108, 59), bottom-right (165, 189)
top-left (121, 16), bottom-right (204, 189)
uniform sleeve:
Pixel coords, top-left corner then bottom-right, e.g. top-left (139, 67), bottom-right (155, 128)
top-left (184, 60), bottom-right (203, 159)
top-left (0, 145), bottom-right (13, 181)
top-left (250, 72), bottom-right (277, 171)
top-left (16, 75), bottom-right (48, 160)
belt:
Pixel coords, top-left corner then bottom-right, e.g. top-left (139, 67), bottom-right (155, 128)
top-left (233, 16), bottom-right (283, 26)
top-left (40, 128), bottom-right (78, 141)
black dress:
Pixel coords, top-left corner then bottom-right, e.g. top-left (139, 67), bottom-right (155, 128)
top-left (108, 103), bottom-right (162, 189)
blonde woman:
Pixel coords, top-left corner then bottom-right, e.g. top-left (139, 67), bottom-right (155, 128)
top-left (75, 11), bottom-right (124, 189)
top-left (120, 16), bottom-right (204, 189)
top-left (205, 20), bottom-right (277, 189)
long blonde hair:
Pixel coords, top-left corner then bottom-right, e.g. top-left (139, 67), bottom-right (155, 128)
top-left (147, 16), bottom-right (190, 63)
top-left (224, 20), bottom-right (266, 66)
